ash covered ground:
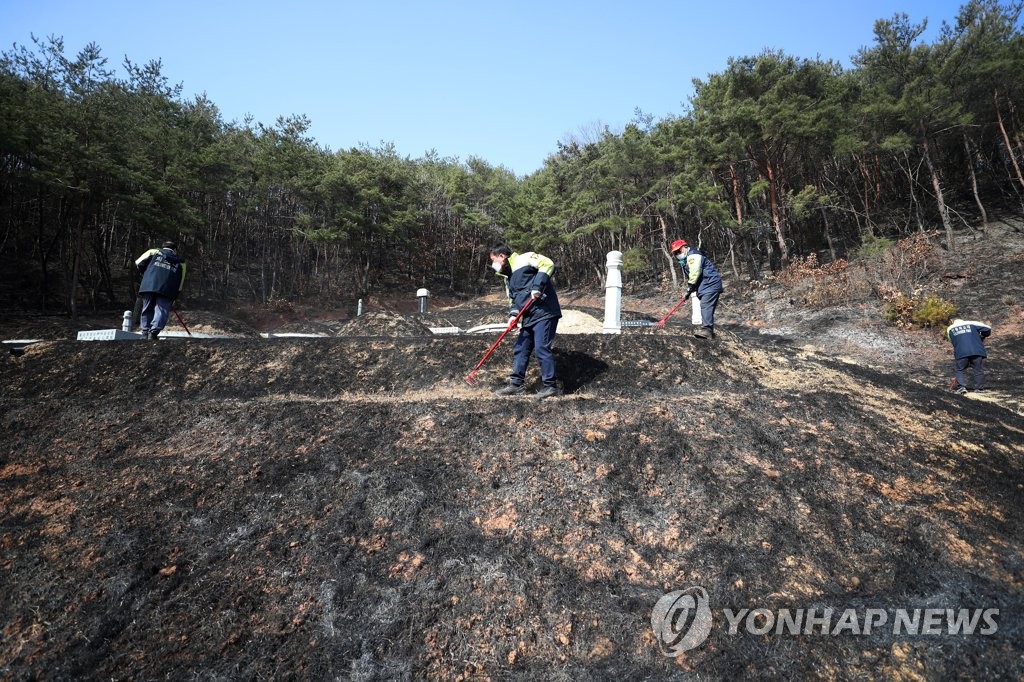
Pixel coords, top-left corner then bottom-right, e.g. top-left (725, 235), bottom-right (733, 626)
top-left (2, 227), bottom-right (1024, 680)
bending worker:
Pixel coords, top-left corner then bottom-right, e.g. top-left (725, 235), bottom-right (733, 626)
top-left (135, 241), bottom-right (187, 340)
top-left (945, 317), bottom-right (992, 394)
top-left (670, 238), bottom-right (724, 339)
top-left (488, 244), bottom-right (562, 399)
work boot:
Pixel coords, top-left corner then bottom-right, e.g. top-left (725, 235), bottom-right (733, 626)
top-left (150, 329), bottom-right (160, 340)
top-left (693, 328), bottom-right (712, 339)
top-left (535, 385), bottom-right (562, 400)
top-left (495, 384), bottom-right (527, 396)
top-left (954, 386), bottom-right (968, 395)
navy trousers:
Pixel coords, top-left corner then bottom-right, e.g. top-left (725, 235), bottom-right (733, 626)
top-left (511, 317), bottom-right (559, 388)
top-left (697, 289), bottom-right (722, 331)
top-left (954, 356), bottom-right (985, 390)
top-left (140, 293), bottom-right (175, 333)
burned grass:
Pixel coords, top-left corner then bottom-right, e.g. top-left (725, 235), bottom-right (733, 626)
top-left (1, 326), bottom-right (1022, 680)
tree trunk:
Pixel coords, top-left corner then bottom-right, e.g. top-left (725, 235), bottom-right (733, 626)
top-left (656, 212), bottom-right (678, 287)
top-left (963, 131), bottom-right (988, 233)
top-left (920, 123), bottom-right (955, 252)
top-left (741, 236), bottom-right (754, 280)
top-left (819, 182), bottom-right (835, 261)
top-left (873, 151), bottom-right (883, 204)
top-left (995, 91), bottom-right (1024, 191)
top-left (727, 231), bottom-right (740, 279)
top-left (360, 252), bottom-right (372, 296)
top-left (764, 155), bottom-right (789, 266)
top-left (728, 163), bottom-right (747, 276)
top-left (36, 190), bottom-right (52, 312)
top-left (69, 196), bottom-right (87, 321)
top-left (728, 160), bottom-right (743, 225)
top-left (260, 261), bottom-right (267, 303)
top-left (853, 153), bottom-right (873, 235)
top-left (901, 151), bottom-right (925, 233)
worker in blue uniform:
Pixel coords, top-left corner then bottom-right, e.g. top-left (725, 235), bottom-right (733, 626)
top-left (488, 244), bottom-right (562, 399)
top-left (135, 241), bottom-right (187, 340)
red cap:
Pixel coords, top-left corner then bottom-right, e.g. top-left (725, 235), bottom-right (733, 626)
top-left (670, 239), bottom-right (688, 253)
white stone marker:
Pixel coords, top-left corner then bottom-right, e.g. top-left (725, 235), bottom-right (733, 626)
top-left (603, 251), bottom-right (623, 334)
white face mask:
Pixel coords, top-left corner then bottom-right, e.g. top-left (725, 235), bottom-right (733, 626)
top-left (491, 261), bottom-right (504, 273)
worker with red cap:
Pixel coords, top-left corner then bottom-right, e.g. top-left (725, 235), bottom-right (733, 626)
top-left (670, 238), bottom-right (723, 339)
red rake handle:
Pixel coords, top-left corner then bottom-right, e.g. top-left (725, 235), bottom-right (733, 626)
top-left (464, 298), bottom-right (536, 383)
top-left (654, 295), bottom-right (689, 328)
top-left (172, 307), bottom-right (192, 336)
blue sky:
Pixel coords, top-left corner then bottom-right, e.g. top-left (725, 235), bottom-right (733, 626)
top-left (4, 0), bottom-right (969, 176)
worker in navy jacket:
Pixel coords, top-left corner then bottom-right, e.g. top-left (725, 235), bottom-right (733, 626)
top-left (945, 318), bottom-right (992, 394)
top-left (670, 238), bottom-right (724, 339)
top-left (135, 241), bottom-right (187, 340)
top-left (488, 244), bottom-right (562, 399)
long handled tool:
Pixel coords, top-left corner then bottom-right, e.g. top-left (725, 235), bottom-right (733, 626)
top-left (464, 298), bottom-right (535, 386)
top-left (653, 294), bottom-right (689, 328)
top-left (172, 306), bottom-right (192, 336)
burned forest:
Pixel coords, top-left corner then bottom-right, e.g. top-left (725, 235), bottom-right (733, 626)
top-left (2, 225), bottom-right (1023, 680)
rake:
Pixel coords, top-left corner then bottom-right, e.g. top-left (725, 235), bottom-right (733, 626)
top-left (652, 294), bottom-right (690, 328)
top-left (172, 306), bottom-right (193, 336)
top-left (464, 298), bottom-right (535, 386)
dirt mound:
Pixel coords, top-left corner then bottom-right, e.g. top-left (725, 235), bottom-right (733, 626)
top-left (0, 314), bottom-right (121, 340)
top-left (0, 309), bottom-right (261, 341)
top-left (1, 331), bottom-right (752, 400)
top-left (338, 311), bottom-right (434, 337)
top-left (419, 300), bottom-right (503, 330)
top-left (268, 321), bottom-right (336, 336)
top-left (171, 310), bottom-right (261, 337)
top-left (1, 329), bottom-right (1022, 679)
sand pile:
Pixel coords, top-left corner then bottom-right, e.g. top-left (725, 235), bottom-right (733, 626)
top-left (557, 309), bottom-right (604, 334)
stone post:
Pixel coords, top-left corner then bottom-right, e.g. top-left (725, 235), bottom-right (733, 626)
top-left (603, 251), bottom-right (623, 334)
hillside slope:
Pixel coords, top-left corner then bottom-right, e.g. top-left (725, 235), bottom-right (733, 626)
top-left (2, 328), bottom-right (1022, 679)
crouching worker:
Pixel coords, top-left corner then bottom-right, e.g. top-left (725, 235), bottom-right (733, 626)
top-left (488, 244), bottom-right (562, 399)
top-left (135, 241), bottom-right (187, 340)
top-left (670, 238), bottom-right (724, 339)
top-left (946, 317), bottom-right (992, 394)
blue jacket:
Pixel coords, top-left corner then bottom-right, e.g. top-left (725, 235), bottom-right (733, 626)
top-left (677, 247), bottom-right (723, 297)
top-left (945, 319), bottom-right (991, 359)
top-left (496, 251), bottom-right (561, 328)
top-left (136, 247), bottom-right (186, 299)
